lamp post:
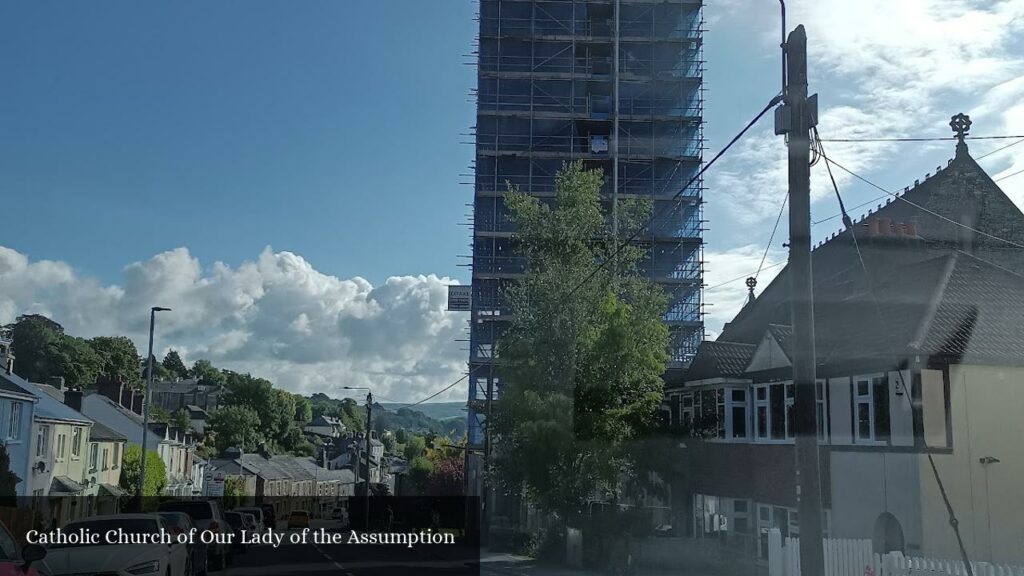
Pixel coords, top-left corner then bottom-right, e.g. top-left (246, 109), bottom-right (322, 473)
top-left (344, 387), bottom-right (373, 530)
top-left (139, 306), bottom-right (171, 504)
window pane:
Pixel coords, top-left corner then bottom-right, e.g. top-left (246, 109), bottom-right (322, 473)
top-left (873, 377), bottom-right (890, 442)
top-left (858, 403), bottom-right (871, 439)
top-left (732, 389), bottom-right (745, 402)
top-left (770, 385), bottom-right (785, 439)
top-left (857, 380), bottom-right (869, 397)
top-left (757, 407), bottom-right (768, 438)
top-left (732, 406), bottom-right (746, 438)
top-left (756, 387), bottom-right (767, 401)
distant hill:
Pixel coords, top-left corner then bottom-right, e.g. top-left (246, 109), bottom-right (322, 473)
top-left (380, 401), bottom-right (464, 422)
top-left (310, 395), bottom-right (466, 439)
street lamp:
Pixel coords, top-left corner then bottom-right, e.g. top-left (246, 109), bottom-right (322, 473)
top-left (344, 386), bottom-right (373, 530)
top-left (139, 306), bottom-right (171, 503)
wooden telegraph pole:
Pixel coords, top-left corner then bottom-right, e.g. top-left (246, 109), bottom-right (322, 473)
top-left (778, 25), bottom-right (825, 576)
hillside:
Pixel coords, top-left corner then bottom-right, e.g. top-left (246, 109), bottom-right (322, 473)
top-left (380, 401), bottom-right (464, 422)
top-left (310, 395), bottom-right (466, 439)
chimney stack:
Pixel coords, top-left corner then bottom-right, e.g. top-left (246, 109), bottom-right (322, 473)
top-left (131, 391), bottom-right (145, 416)
top-left (64, 387), bottom-right (84, 413)
top-left (98, 378), bottom-right (123, 405)
top-left (120, 387), bottom-right (133, 410)
top-left (0, 338), bottom-right (13, 376)
top-left (47, 376), bottom-right (65, 391)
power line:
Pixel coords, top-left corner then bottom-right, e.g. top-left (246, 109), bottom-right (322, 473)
top-left (817, 133), bottom-right (975, 575)
top-left (757, 193), bottom-right (788, 280)
top-left (821, 154), bottom-right (1024, 250)
top-left (977, 137), bottom-right (1024, 160)
top-left (705, 261), bottom-right (785, 292)
top-left (404, 94), bottom-right (784, 407)
top-left (995, 166), bottom-right (1024, 183)
top-left (819, 134), bottom-right (1024, 143)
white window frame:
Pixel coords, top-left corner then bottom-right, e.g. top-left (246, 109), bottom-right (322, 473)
top-left (89, 443), bottom-right (98, 472)
top-left (726, 388), bottom-right (750, 441)
top-left (680, 393), bottom-right (695, 430)
top-left (754, 385), bottom-right (770, 441)
top-left (56, 433), bottom-right (66, 461)
top-left (36, 425), bottom-right (50, 457)
top-left (6, 403), bottom-right (21, 441)
top-left (854, 373), bottom-right (887, 444)
top-left (112, 442), bottom-right (120, 469)
top-left (785, 383), bottom-right (795, 440)
top-left (71, 427), bottom-right (82, 458)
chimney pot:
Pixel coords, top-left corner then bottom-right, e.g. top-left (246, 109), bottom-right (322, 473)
top-left (867, 219), bottom-right (881, 236)
top-left (877, 217), bottom-right (892, 236)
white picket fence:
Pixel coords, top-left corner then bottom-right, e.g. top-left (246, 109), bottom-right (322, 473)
top-left (768, 530), bottom-right (1024, 576)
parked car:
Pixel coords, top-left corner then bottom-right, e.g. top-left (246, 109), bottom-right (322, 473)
top-left (235, 507), bottom-right (265, 532)
top-left (38, 515), bottom-right (189, 576)
top-left (223, 512), bottom-right (248, 554)
top-left (287, 510), bottom-right (310, 530)
top-left (240, 513), bottom-right (259, 533)
top-left (158, 500), bottom-right (232, 571)
top-left (0, 520), bottom-right (45, 576)
top-left (159, 511), bottom-right (208, 576)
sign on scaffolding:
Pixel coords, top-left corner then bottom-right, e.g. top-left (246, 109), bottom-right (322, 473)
top-left (447, 285), bottom-right (472, 311)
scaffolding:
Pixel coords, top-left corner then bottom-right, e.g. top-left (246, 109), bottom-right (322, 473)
top-left (465, 0), bottom-right (706, 487)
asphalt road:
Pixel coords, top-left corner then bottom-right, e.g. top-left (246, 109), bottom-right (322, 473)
top-left (223, 520), bottom-right (480, 576)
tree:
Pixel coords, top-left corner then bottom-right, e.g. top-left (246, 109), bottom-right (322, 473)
top-left (394, 428), bottom-right (408, 445)
top-left (6, 316), bottom-right (60, 382)
top-left (141, 354), bottom-right (171, 382)
top-left (403, 435), bottom-right (427, 461)
top-left (120, 445), bottom-right (167, 497)
top-left (408, 456), bottom-right (434, 494)
top-left (206, 405), bottom-right (262, 454)
top-left (189, 359), bottom-right (226, 387)
top-left (49, 335), bottom-right (102, 386)
top-left (172, 409), bottom-right (192, 431)
top-left (89, 336), bottom-right (142, 387)
top-left (148, 405), bottom-right (173, 424)
top-left (161, 350), bottom-right (189, 379)
top-left (381, 433), bottom-right (397, 455)
top-left (490, 162), bottom-right (670, 519)
top-left (428, 457), bottom-right (464, 496)
top-left (293, 395), bottom-right (313, 423)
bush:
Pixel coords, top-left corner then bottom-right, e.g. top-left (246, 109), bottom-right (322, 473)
top-left (535, 525), bottom-right (565, 562)
top-left (511, 531), bottom-right (536, 556)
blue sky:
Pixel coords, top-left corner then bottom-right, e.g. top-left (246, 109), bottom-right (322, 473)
top-left (2, 1), bottom-right (1024, 401)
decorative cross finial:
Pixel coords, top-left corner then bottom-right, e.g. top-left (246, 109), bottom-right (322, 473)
top-left (745, 277), bottom-right (757, 304)
top-left (950, 113), bottom-right (972, 155)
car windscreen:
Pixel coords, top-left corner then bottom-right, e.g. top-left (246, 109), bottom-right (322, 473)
top-left (159, 501), bottom-right (213, 520)
top-left (52, 519), bottom-right (160, 547)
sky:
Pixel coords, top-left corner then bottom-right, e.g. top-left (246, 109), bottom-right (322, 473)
top-left (2, 1), bottom-right (1024, 402)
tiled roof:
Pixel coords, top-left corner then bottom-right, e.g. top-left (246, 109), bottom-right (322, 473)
top-left (685, 341), bottom-right (756, 381)
top-left (720, 147), bottom-right (1024, 347)
top-left (89, 422), bottom-right (127, 442)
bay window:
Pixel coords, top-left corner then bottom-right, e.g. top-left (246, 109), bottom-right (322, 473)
top-left (727, 388), bottom-right (748, 440)
top-left (854, 374), bottom-right (890, 443)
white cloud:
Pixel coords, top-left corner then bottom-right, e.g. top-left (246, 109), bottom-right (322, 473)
top-left (709, 0), bottom-right (1024, 223)
top-left (0, 246), bottom-right (467, 402)
top-left (703, 244), bottom-right (785, 337)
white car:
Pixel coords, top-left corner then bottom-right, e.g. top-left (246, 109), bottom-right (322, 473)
top-left (39, 514), bottom-right (190, 576)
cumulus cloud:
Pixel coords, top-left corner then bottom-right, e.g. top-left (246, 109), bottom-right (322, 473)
top-left (709, 0), bottom-right (1024, 223)
top-left (0, 246), bottom-right (467, 402)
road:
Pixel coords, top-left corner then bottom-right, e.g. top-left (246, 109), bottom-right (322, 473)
top-left (223, 520), bottom-right (480, 576)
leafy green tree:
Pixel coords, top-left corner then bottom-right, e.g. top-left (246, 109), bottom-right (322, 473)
top-left (161, 350), bottom-right (189, 379)
top-left (49, 335), bottom-right (102, 386)
top-left (394, 428), bottom-right (408, 444)
top-left (403, 435), bottom-right (427, 461)
top-left (189, 359), bottom-right (226, 387)
top-left (293, 395), bottom-right (313, 423)
top-left (206, 405), bottom-right (262, 453)
top-left (148, 405), bottom-right (173, 424)
top-left (408, 456), bottom-right (434, 494)
top-left (89, 336), bottom-right (142, 387)
top-left (490, 161), bottom-right (669, 519)
top-left (7, 316), bottom-right (60, 382)
top-left (172, 409), bottom-right (192, 431)
top-left (381, 433), bottom-right (397, 455)
top-left (142, 354), bottom-right (171, 382)
top-left (120, 445), bottom-right (167, 497)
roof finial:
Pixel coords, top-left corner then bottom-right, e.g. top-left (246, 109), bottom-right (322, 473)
top-left (950, 113), bottom-right (972, 156)
top-left (745, 277), bottom-right (757, 305)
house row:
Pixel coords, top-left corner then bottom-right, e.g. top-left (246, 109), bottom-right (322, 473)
top-left (0, 339), bottom-right (205, 511)
top-left (205, 447), bottom-right (355, 519)
top-left (662, 128), bottom-right (1024, 566)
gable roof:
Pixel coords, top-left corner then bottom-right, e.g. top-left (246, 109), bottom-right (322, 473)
top-left (719, 145), bottom-right (1024, 348)
top-left (27, 383), bottom-right (92, 425)
top-left (684, 341), bottom-right (756, 381)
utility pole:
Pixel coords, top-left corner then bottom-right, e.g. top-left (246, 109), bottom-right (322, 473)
top-left (364, 391), bottom-right (372, 530)
top-left (139, 306), bottom-right (170, 505)
top-left (778, 25), bottom-right (824, 576)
